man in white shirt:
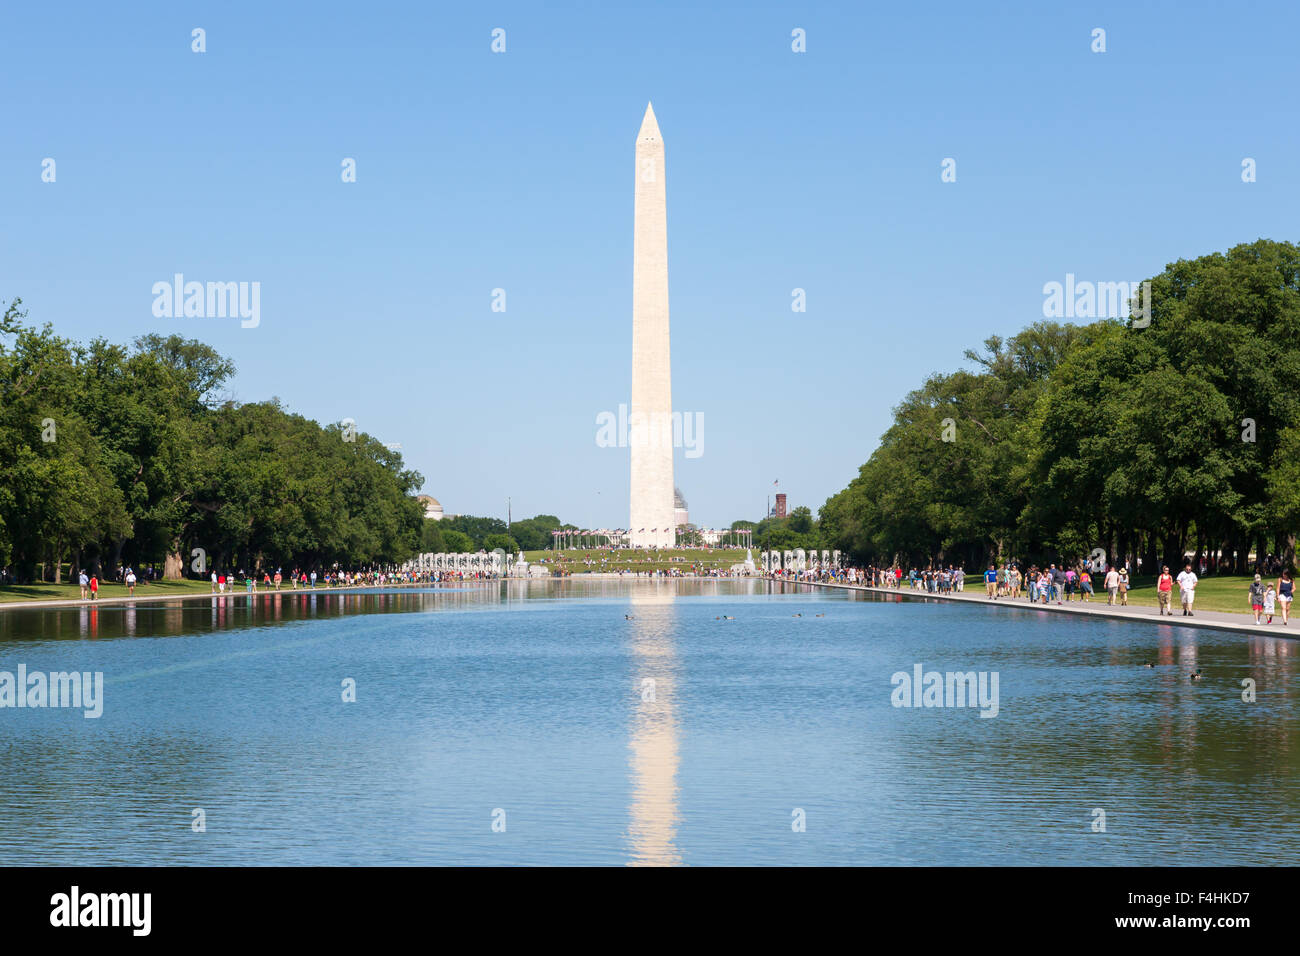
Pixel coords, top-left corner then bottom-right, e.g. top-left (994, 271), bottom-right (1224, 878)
top-left (1104, 566), bottom-right (1120, 605)
top-left (1176, 562), bottom-right (1198, 617)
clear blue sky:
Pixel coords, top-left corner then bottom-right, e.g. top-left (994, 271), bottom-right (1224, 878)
top-left (4, 1), bottom-right (1297, 529)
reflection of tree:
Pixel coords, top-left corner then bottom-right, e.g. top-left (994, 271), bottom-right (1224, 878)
top-left (0, 588), bottom-right (503, 643)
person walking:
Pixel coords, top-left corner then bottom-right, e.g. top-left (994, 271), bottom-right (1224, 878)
top-left (1175, 561), bottom-right (1197, 617)
top-left (89, 574), bottom-right (99, 601)
top-left (1104, 565), bottom-right (1119, 605)
top-left (125, 567), bottom-right (137, 597)
top-left (79, 570), bottom-right (89, 601)
top-left (1156, 566), bottom-right (1174, 615)
top-left (210, 570), bottom-right (217, 593)
top-left (1277, 569), bottom-right (1294, 625)
top-left (1250, 574), bottom-right (1266, 624)
top-left (1118, 565), bottom-right (1130, 605)
top-left (984, 565), bottom-right (997, 599)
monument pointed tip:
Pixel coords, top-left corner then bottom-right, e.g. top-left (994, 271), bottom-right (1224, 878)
top-left (637, 102), bottom-right (662, 143)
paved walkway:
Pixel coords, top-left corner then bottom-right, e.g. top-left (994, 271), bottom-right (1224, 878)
top-left (767, 577), bottom-right (1298, 640)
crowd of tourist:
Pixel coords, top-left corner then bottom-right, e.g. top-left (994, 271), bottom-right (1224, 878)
top-left (778, 560), bottom-right (1141, 605)
top-left (768, 557), bottom-right (1297, 626)
top-left (203, 567), bottom-right (507, 592)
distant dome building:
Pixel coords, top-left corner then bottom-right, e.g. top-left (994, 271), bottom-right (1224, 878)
top-left (673, 487), bottom-right (689, 529)
top-left (416, 494), bottom-right (444, 521)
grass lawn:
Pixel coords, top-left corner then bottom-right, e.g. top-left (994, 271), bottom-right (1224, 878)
top-left (0, 578), bottom-right (216, 604)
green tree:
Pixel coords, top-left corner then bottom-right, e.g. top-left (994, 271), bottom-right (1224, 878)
top-left (441, 529), bottom-right (474, 553)
top-left (1, 299), bottom-right (426, 579)
top-left (420, 520), bottom-right (446, 553)
top-left (483, 533), bottom-right (519, 554)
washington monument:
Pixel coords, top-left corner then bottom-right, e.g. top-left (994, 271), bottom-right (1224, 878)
top-left (629, 102), bottom-right (676, 549)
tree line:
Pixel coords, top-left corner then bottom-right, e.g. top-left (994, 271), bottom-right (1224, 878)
top-left (419, 513), bottom-right (563, 555)
top-left (0, 300), bottom-right (424, 582)
top-left (818, 239), bottom-right (1300, 574)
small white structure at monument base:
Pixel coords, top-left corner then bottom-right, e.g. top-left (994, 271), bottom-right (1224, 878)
top-left (729, 548), bottom-right (758, 575)
top-left (404, 552), bottom-right (506, 575)
top-left (761, 550), bottom-right (842, 573)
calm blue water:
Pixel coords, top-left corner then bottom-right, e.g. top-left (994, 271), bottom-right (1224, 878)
top-left (0, 579), bottom-right (1296, 865)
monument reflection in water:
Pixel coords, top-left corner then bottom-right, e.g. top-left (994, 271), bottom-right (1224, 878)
top-left (626, 582), bottom-right (682, 865)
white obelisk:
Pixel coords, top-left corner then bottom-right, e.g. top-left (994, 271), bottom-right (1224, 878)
top-left (630, 102), bottom-right (676, 549)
